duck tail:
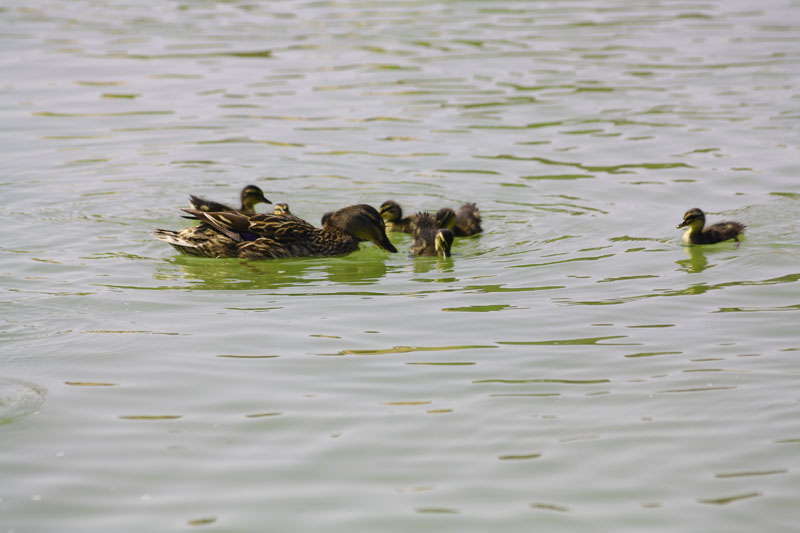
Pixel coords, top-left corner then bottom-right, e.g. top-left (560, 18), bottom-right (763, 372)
top-left (181, 209), bottom-right (246, 242)
top-left (153, 229), bottom-right (202, 256)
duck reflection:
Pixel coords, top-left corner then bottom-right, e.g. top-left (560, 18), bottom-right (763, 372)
top-left (324, 254), bottom-right (388, 285)
top-left (412, 255), bottom-right (455, 275)
top-left (676, 245), bottom-right (710, 274)
top-left (156, 251), bottom-right (389, 290)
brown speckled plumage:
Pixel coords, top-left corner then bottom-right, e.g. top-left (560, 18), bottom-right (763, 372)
top-left (154, 204), bottom-right (397, 259)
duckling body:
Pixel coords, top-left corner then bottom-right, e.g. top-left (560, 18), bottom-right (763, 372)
top-left (188, 184), bottom-right (270, 214)
top-left (379, 200), bottom-right (416, 233)
top-left (410, 212), bottom-right (454, 257)
top-left (677, 208), bottom-right (745, 245)
top-left (436, 203), bottom-right (482, 237)
top-left (154, 204), bottom-right (397, 259)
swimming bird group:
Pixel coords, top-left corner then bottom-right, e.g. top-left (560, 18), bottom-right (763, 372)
top-left (153, 185), bottom-right (745, 260)
top-left (153, 185), bottom-right (482, 259)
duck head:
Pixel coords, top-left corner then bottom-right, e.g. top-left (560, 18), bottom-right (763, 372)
top-left (677, 208), bottom-right (705, 231)
top-left (241, 185), bottom-right (271, 210)
top-left (435, 229), bottom-right (454, 257)
top-left (273, 202), bottom-right (291, 215)
top-left (379, 200), bottom-right (403, 223)
top-left (326, 204), bottom-right (398, 253)
top-left (435, 207), bottom-right (457, 231)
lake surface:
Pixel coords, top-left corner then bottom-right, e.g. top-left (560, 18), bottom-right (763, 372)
top-left (2, 0), bottom-right (800, 531)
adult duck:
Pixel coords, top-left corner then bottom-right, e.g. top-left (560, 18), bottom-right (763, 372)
top-left (154, 204), bottom-right (397, 259)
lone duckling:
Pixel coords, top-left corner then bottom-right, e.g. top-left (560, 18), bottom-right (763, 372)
top-left (677, 208), bottom-right (745, 245)
top-left (188, 184), bottom-right (270, 214)
top-left (154, 204), bottom-right (397, 259)
top-left (436, 203), bottom-right (482, 237)
top-left (379, 200), bottom-right (416, 233)
top-left (410, 212), bottom-right (454, 257)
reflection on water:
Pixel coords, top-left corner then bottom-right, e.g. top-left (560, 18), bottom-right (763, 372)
top-left (411, 256), bottom-right (454, 275)
top-left (155, 249), bottom-right (390, 290)
top-left (677, 245), bottom-right (711, 273)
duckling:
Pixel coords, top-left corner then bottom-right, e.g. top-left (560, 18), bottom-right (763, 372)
top-left (154, 204), bottom-right (397, 259)
top-left (270, 202), bottom-right (313, 226)
top-left (677, 208), bottom-right (745, 245)
top-left (435, 207), bottom-right (456, 232)
top-left (188, 184), bottom-right (270, 214)
top-left (436, 203), bottom-right (482, 236)
top-left (410, 212), bottom-right (454, 257)
top-left (379, 200), bottom-right (416, 233)
top-left (273, 203), bottom-right (291, 215)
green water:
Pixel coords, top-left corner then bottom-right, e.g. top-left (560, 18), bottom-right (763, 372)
top-left (2, 1), bottom-right (800, 531)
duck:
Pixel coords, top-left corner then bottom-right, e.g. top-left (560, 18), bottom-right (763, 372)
top-left (188, 184), bottom-right (271, 214)
top-left (154, 204), bottom-right (397, 259)
top-left (677, 208), bottom-right (745, 245)
top-left (436, 203), bottom-right (482, 237)
top-left (271, 202), bottom-right (313, 226)
top-left (379, 200), bottom-right (417, 233)
top-left (410, 212), bottom-right (454, 257)
top-left (273, 203), bottom-right (291, 215)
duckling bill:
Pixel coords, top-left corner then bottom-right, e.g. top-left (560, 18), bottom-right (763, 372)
top-left (155, 204), bottom-right (397, 259)
top-left (410, 212), bottom-right (454, 257)
top-left (677, 208), bottom-right (745, 245)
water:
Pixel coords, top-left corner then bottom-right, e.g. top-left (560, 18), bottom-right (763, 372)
top-left (2, 0), bottom-right (800, 531)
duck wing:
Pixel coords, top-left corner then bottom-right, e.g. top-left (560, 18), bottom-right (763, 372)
top-left (182, 209), bottom-right (320, 244)
top-left (247, 213), bottom-right (318, 242)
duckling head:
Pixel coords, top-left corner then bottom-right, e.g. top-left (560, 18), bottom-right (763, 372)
top-left (273, 202), bottom-right (291, 215)
top-left (241, 185), bottom-right (271, 210)
top-left (435, 229), bottom-right (454, 257)
top-left (677, 208), bottom-right (705, 231)
top-left (326, 204), bottom-right (398, 253)
top-left (435, 207), bottom-right (457, 231)
top-left (379, 200), bottom-right (403, 223)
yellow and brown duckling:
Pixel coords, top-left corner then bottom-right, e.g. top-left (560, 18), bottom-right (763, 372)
top-left (410, 212), bottom-right (454, 257)
top-left (436, 202), bottom-right (482, 237)
top-left (154, 204), bottom-right (397, 259)
top-left (677, 208), bottom-right (745, 245)
top-left (273, 202), bottom-right (291, 215)
top-left (272, 202), bottom-right (313, 225)
top-left (379, 200), bottom-right (417, 233)
top-left (188, 184), bottom-right (270, 214)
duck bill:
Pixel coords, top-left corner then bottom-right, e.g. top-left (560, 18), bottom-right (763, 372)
top-left (676, 221), bottom-right (689, 229)
top-left (435, 236), bottom-right (452, 257)
top-left (258, 194), bottom-right (272, 205)
top-left (375, 235), bottom-right (398, 253)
